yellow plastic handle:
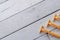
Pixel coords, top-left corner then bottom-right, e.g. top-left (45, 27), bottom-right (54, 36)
top-left (40, 26), bottom-right (60, 38)
top-left (46, 20), bottom-right (60, 29)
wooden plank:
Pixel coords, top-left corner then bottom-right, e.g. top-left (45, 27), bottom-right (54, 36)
top-left (1, 10), bottom-right (60, 40)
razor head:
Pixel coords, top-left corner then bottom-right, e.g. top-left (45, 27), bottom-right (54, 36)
top-left (53, 14), bottom-right (58, 21)
top-left (46, 20), bottom-right (51, 27)
top-left (40, 26), bottom-right (44, 33)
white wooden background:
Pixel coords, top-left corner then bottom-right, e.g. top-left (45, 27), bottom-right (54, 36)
top-left (0, 0), bottom-right (60, 40)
